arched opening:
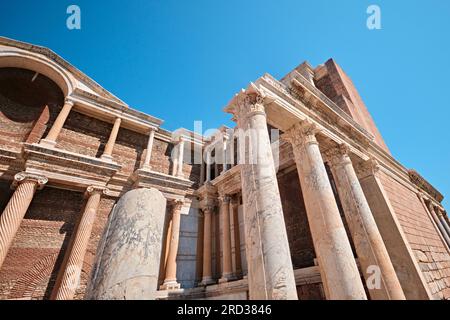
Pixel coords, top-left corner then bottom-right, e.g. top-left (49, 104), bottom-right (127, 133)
top-left (0, 67), bottom-right (65, 150)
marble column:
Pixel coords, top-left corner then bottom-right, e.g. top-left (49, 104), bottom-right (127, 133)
top-left (224, 86), bottom-right (297, 300)
top-left (219, 195), bottom-right (233, 282)
top-left (0, 173), bottom-right (48, 269)
top-left (231, 195), bottom-right (242, 278)
top-left (200, 205), bottom-right (215, 285)
top-left (206, 150), bottom-right (212, 182)
top-left (40, 99), bottom-right (74, 148)
top-left (51, 186), bottom-right (108, 300)
top-left (177, 140), bottom-right (185, 178)
top-left (325, 144), bottom-right (405, 300)
top-left (161, 200), bottom-right (184, 290)
top-left (427, 202), bottom-right (450, 247)
top-left (142, 129), bottom-right (156, 170)
top-left (284, 120), bottom-right (367, 300)
top-left (221, 137), bottom-right (229, 174)
top-left (85, 188), bottom-right (167, 300)
top-left (101, 117), bottom-right (122, 161)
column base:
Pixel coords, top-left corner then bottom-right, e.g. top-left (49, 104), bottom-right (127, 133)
top-left (160, 280), bottom-right (181, 291)
top-left (199, 277), bottom-right (215, 286)
top-left (39, 139), bottom-right (57, 148)
top-left (100, 154), bottom-right (114, 162)
top-left (141, 165), bottom-right (152, 171)
top-left (218, 273), bottom-right (235, 284)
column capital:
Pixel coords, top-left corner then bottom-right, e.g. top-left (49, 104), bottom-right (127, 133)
top-left (171, 199), bottom-right (184, 212)
top-left (284, 119), bottom-right (321, 149)
top-left (64, 98), bottom-right (75, 107)
top-left (86, 186), bottom-right (109, 197)
top-left (201, 204), bottom-right (216, 216)
top-left (13, 172), bottom-right (48, 190)
top-left (355, 158), bottom-right (381, 179)
top-left (323, 144), bottom-right (351, 167)
top-left (218, 194), bottom-right (231, 204)
top-left (225, 83), bottom-right (274, 124)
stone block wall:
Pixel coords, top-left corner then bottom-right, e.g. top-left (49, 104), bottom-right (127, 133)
top-left (379, 172), bottom-right (450, 299)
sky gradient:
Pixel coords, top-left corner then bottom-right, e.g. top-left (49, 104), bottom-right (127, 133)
top-left (1, 0), bottom-right (449, 207)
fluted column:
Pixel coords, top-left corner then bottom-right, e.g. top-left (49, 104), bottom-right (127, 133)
top-left (231, 195), bottom-right (242, 278)
top-left (142, 129), bottom-right (156, 170)
top-left (40, 99), bottom-right (74, 148)
top-left (51, 186), bottom-right (108, 300)
top-left (0, 173), bottom-right (48, 269)
top-left (161, 200), bottom-right (183, 290)
top-left (224, 85), bottom-right (297, 300)
top-left (427, 202), bottom-right (450, 247)
top-left (219, 195), bottom-right (233, 282)
top-left (101, 117), bottom-right (122, 161)
top-left (285, 120), bottom-right (367, 300)
top-left (200, 205), bottom-right (215, 285)
top-left (325, 144), bottom-right (405, 300)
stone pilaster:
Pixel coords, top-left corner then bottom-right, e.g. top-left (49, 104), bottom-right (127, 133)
top-left (219, 195), bottom-right (233, 282)
top-left (161, 200), bottom-right (184, 290)
top-left (40, 99), bottom-right (74, 148)
top-left (51, 186), bottom-right (108, 300)
top-left (224, 85), bottom-right (297, 300)
top-left (0, 173), bottom-right (48, 268)
top-left (200, 205), bottom-right (215, 285)
top-left (324, 144), bottom-right (405, 300)
top-left (101, 117), bottom-right (122, 161)
top-left (285, 120), bottom-right (367, 300)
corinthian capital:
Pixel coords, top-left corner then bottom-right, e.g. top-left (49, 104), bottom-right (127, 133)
top-left (284, 118), bottom-right (321, 149)
top-left (13, 172), bottom-right (48, 190)
top-left (323, 144), bottom-right (351, 167)
top-left (355, 158), bottom-right (380, 179)
top-left (224, 83), bottom-right (274, 123)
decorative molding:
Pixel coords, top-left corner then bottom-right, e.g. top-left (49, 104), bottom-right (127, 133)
top-left (408, 169), bottom-right (443, 203)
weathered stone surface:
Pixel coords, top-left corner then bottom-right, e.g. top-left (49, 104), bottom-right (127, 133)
top-left (85, 188), bottom-right (167, 300)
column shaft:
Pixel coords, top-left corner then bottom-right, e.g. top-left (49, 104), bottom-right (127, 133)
top-left (161, 201), bottom-right (183, 290)
top-left (206, 151), bottom-right (212, 182)
top-left (143, 129), bottom-right (156, 169)
top-left (201, 207), bottom-right (214, 285)
top-left (285, 121), bottom-right (367, 300)
top-left (219, 196), bottom-right (233, 282)
top-left (51, 187), bottom-right (105, 300)
top-left (225, 88), bottom-right (297, 300)
top-left (231, 198), bottom-right (242, 277)
top-left (326, 145), bottom-right (405, 300)
top-left (101, 117), bottom-right (122, 160)
top-left (41, 100), bottom-right (74, 147)
top-left (437, 209), bottom-right (450, 238)
top-left (0, 173), bottom-right (47, 268)
top-left (177, 140), bottom-right (185, 178)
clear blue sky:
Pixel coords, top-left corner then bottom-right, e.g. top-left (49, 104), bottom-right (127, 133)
top-left (1, 0), bottom-right (449, 207)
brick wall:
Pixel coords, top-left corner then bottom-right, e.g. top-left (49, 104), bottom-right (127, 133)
top-left (379, 172), bottom-right (450, 299)
top-left (0, 187), bottom-right (84, 300)
top-left (278, 169), bottom-right (316, 269)
top-left (314, 59), bottom-right (390, 153)
top-left (0, 68), bottom-right (64, 151)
